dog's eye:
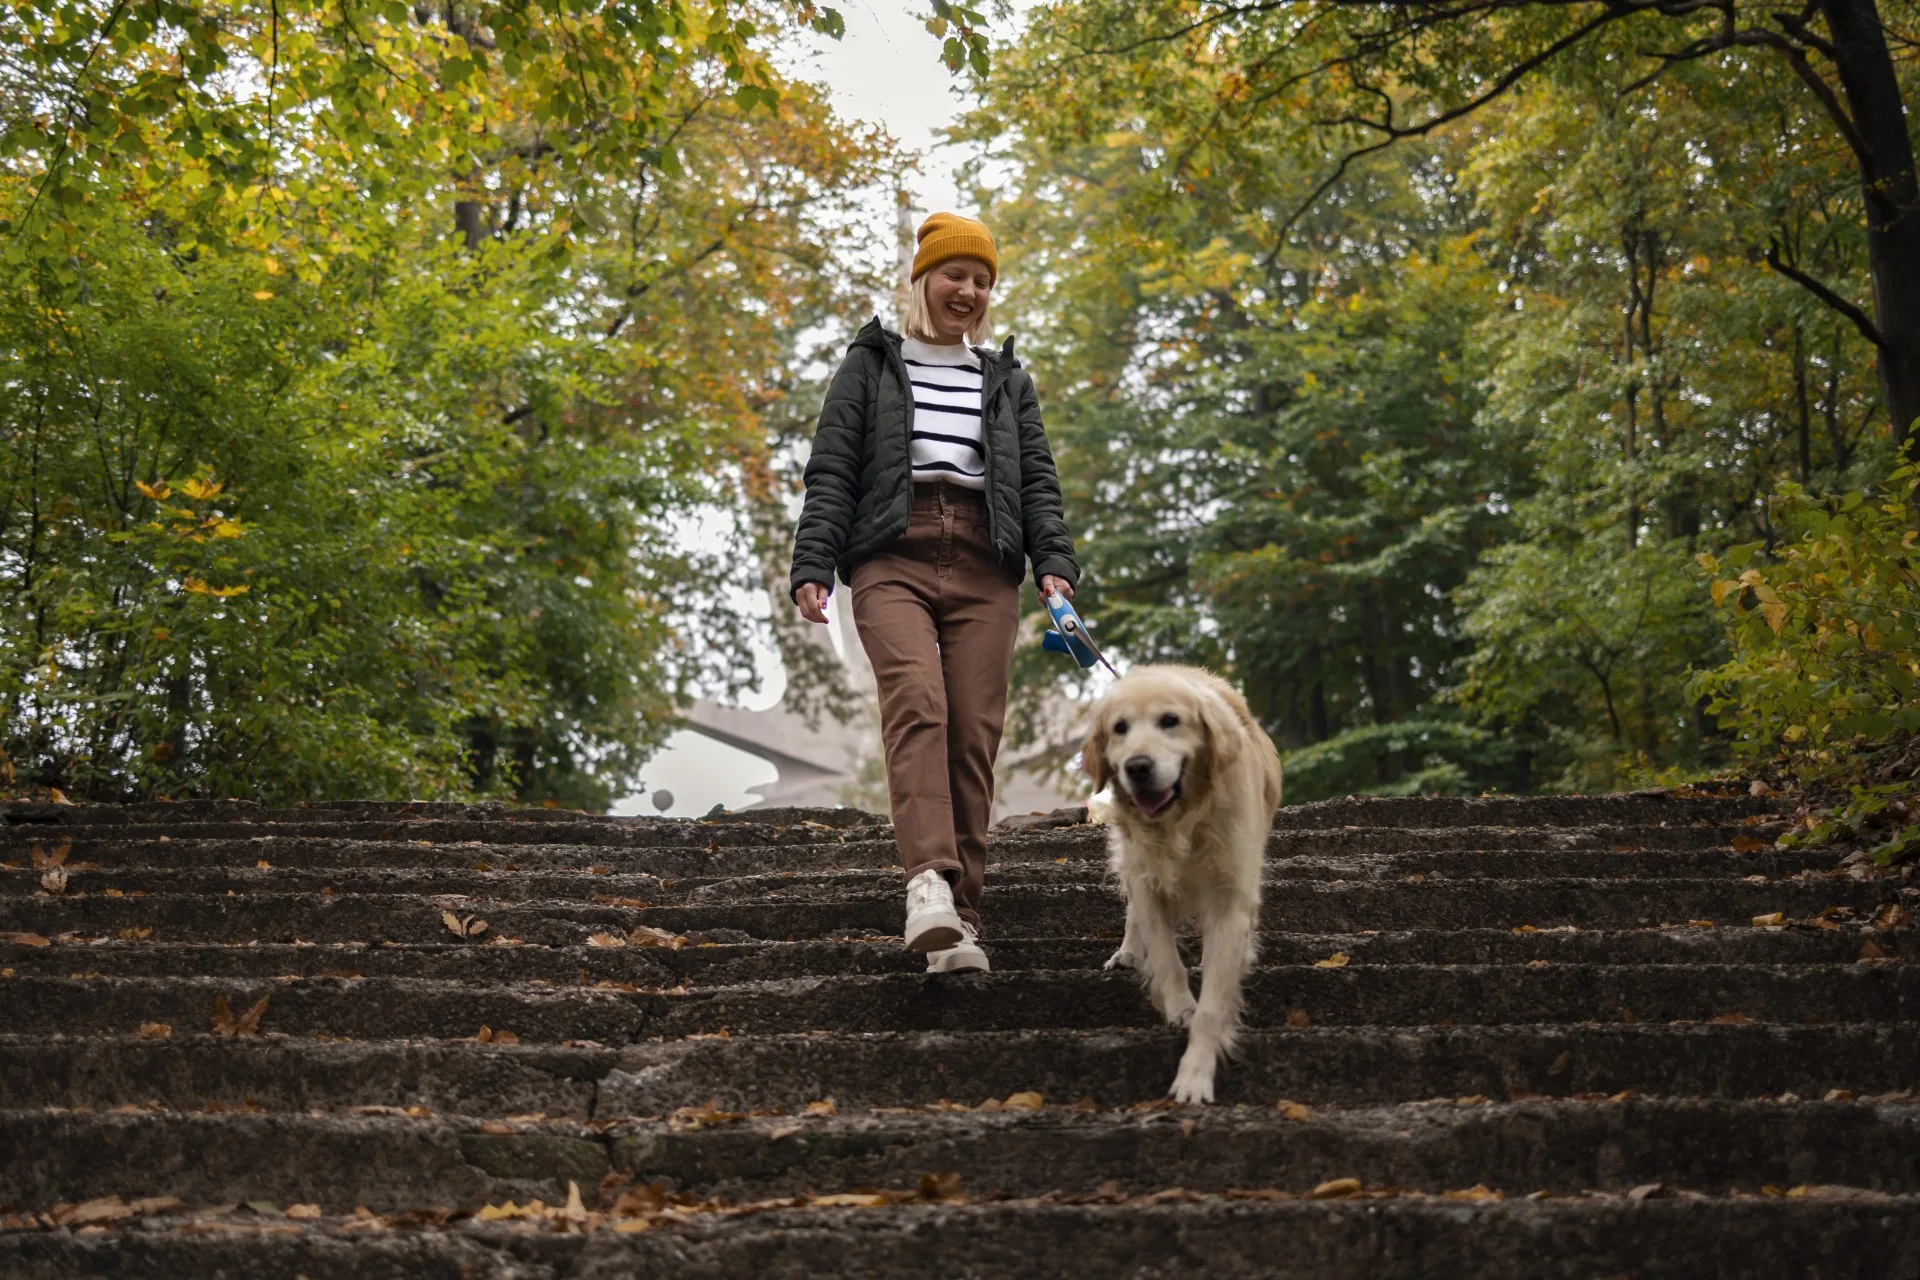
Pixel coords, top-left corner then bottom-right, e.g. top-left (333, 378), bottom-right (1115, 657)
top-left (1159, 713), bottom-right (1180, 729)
top-left (1112, 719), bottom-right (1128, 736)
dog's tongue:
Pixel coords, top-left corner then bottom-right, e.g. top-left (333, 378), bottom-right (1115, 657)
top-left (1133, 788), bottom-right (1175, 817)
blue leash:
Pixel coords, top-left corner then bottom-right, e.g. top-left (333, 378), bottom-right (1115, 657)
top-left (1041, 589), bottom-right (1119, 677)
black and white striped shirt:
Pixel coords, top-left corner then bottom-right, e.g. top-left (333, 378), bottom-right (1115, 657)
top-left (902, 336), bottom-right (986, 491)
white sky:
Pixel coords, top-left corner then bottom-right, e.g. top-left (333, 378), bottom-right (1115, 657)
top-left (613, 2), bottom-right (1023, 818)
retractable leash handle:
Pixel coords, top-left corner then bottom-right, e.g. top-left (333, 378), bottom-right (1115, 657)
top-left (1041, 589), bottom-right (1119, 677)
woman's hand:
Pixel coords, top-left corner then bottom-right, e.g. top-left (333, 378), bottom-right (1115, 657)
top-left (1038, 574), bottom-right (1073, 606)
top-left (795, 581), bottom-right (831, 625)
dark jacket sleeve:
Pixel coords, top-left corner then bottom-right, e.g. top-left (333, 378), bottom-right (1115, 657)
top-left (789, 348), bottom-right (872, 600)
top-left (1013, 370), bottom-right (1080, 588)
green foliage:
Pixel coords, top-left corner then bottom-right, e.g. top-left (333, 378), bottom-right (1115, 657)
top-left (1278, 716), bottom-right (1524, 805)
top-left (971, 1), bottom-right (1904, 796)
top-left (1691, 468), bottom-right (1920, 861)
top-left (0, 4), bottom-right (897, 805)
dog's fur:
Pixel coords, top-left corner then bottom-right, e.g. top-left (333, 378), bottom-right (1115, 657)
top-left (1084, 665), bottom-right (1283, 1104)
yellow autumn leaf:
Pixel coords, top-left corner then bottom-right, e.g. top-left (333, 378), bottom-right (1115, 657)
top-left (134, 480), bottom-right (172, 501)
top-left (180, 478), bottom-right (223, 501)
top-left (803, 1099), bottom-right (837, 1117)
top-left (1277, 1101), bottom-right (1312, 1121)
top-left (1309, 1178), bottom-right (1362, 1199)
top-left (1001, 1091), bottom-right (1044, 1111)
top-left (1313, 952), bottom-right (1349, 969)
top-left (1751, 912), bottom-right (1786, 926)
top-left (810, 1193), bottom-right (889, 1208)
top-left (1709, 578), bottom-right (1739, 607)
top-left (253, 290), bottom-right (275, 300)
top-left (477, 1200), bottom-right (537, 1220)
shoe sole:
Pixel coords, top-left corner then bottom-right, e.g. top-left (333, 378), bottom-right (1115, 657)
top-left (927, 950), bottom-right (990, 974)
top-left (904, 911), bottom-right (965, 953)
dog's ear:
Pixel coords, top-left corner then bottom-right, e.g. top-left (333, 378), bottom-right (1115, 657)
top-left (1197, 688), bottom-right (1247, 775)
top-left (1081, 713), bottom-right (1111, 793)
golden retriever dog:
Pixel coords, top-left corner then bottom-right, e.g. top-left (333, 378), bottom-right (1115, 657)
top-left (1083, 665), bottom-right (1283, 1104)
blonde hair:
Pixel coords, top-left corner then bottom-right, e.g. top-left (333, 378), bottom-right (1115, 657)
top-left (902, 268), bottom-right (993, 346)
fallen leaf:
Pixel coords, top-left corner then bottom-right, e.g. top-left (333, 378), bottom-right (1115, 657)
top-left (669, 1099), bottom-right (746, 1130)
top-left (1859, 940), bottom-right (1889, 962)
top-left (0, 932), bottom-right (50, 947)
top-left (1308, 1178), bottom-right (1362, 1199)
top-left (442, 912), bottom-right (487, 939)
top-left (1444, 1184), bottom-right (1503, 1203)
top-left (128, 1197), bottom-right (183, 1216)
top-left (585, 933), bottom-right (626, 948)
top-left (47, 789), bottom-right (71, 805)
top-left (1708, 1012), bottom-right (1752, 1025)
top-left (1751, 912), bottom-right (1786, 927)
top-left (243, 1200), bottom-right (282, 1216)
top-left (687, 1029), bottom-right (730, 1041)
top-left (1626, 1182), bottom-right (1666, 1201)
top-left (119, 927), bottom-right (153, 940)
top-left (256, 860), bottom-right (271, 870)
top-left (1511, 925), bottom-right (1538, 934)
top-left (810, 1193), bottom-right (888, 1208)
top-left (594, 896), bottom-right (651, 909)
top-left (477, 1200), bottom-right (539, 1221)
top-left (1286, 1009), bottom-right (1311, 1028)
top-left (1313, 952), bottom-right (1349, 969)
top-left (1687, 919), bottom-right (1715, 927)
top-left (285, 1204), bottom-right (322, 1219)
top-left (916, 1172), bottom-right (965, 1202)
top-left (1180, 1117), bottom-right (1197, 1136)
top-left (1874, 904), bottom-right (1910, 930)
top-left (1824, 1089), bottom-right (1854, 1101)
top-left (55, 1196), bottom-right (133, 1226)
top-left (1001, 1091), bottom-right (1044, 1111)
top-left (1548, 1051), bottom-right (1571, 1077)
top-left (1731, 836), bottom-right (1770, 853)
top-left (211, 993), bottom-right (269, 1037)
top-left (1276, 1101), bottom-right (1312, 1122)
top-left (40, 867), bottom-right (68, 894)
top-left (627, 925), bottom-right (688, 949)
top-left (137, 1022), bottom-right (172, 1039)
top-left (803, 1099), bottom-right (837, 1117)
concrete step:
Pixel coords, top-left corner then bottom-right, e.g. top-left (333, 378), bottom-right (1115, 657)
top-left (4, 1099), bottom-right (1916, 1210)
top-left (0, 845), bottom-right (1853, 903)
top-left (3, 963), bottom-right (1911, 1043)
top-left (4, 879), bottom-right (1903, 947)
top-left (2, 1024), bottom-right (1911, 1114)
top-left (1, 926), bottom-right (1893, 985)
top-left (5, 1194), bottom-right (1917, 1280)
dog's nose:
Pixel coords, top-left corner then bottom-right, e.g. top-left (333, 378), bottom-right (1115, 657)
top-left (1123, 755), bottom-right (1155, 782)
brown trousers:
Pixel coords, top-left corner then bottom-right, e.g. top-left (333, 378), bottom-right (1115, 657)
top-left (851, 481), bottom-right (1022, 930)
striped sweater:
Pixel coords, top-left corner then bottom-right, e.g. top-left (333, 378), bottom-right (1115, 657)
top-left (901, 335), bottom-right (986, 491)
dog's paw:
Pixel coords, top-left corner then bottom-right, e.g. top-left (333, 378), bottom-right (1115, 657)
top-left (1168, 1058), bottom-right (1215, 1105)
top-left (1103, 947), bottom-right (1137, 971)
top-left (1158, 991), bottom-right (1197, 1028)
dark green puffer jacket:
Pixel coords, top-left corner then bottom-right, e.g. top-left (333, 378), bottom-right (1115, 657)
top-left (788, 317), bottom-right (1080, 600)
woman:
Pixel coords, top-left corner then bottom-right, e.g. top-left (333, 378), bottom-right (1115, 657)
top-left (789, 212), bottom-right (1079, 973)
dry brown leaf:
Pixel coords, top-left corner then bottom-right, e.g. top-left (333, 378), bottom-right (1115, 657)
top-left (1308, 1178), bottom-right (1362, 1200)
top-left (916, 1172), bottom-right (964, 1202)
top-left (137, 1022), bottom-right (172, 1039)
top-left (40, 867), bottom-right (68, 894)
top-left (1286, 1008), bottom-right (1312, 1028)
top-left (669, 1099), bottom-right (746, 1131)
top-left (55, 1196), bottom-right (134, 1226)
top-left (1708, 1012), bottom-right (1752, 1025)
top-left (1313, 952), bottom-right (1350, 969)
top-left (0, 932), bottom-right (50, 947)
top-left (627, 925), bottom-right (687, 949)
top-left (1002, 1091), bottom-right (1044, 1111)
top-left (211, 993), bottom-right (269, 1037)
top-left (1626, 1182), bottom-right (1667, 1201)
top-left (585, 933), bottom-right (626, 948)
top-left (284, 1204), bottom-right (322, 1219)
top-left (1751, 912), bottom-right (1786, 927)
top-left (1874, 904), bottom-right (1910, 930)
top-left (1547, 1051), bottom-right (1571, 1076)
top-left (687, 1029), bottom-right (730, 1041)
top-left (1859, 940), bottom-right (1889, 962)
top-left (1824, 1088), bottom-right (1854, 1101)
top-left (1731, 835), bottom-right (1771, 853)
top-left (119, 927), bottom-right (153, 941)
top-left (441, 912), bottom-right (487, 939)
top-left (47, 788), bottom-right (72, 805)
top-left (1276, 1101), bottom-right (1312, 1122)
top-left (1444, 1184), bottom-right (1503, 1203)
top-left (128, 1197), bottom-right (183, 1216)
top-left (1511, 924), bottom-right (1539, 934)
top-left (810, 1193), bottom-right (888, 1208)
top-left (30, 842), bottom-right (70, 870)
top-left (594, 896), bottom-right (651, 909)
top-left (803, 1099), bottom-right (837, 1117)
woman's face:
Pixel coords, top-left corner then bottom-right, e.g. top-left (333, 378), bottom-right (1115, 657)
top-left (923, 256), bottom-right (993, 342)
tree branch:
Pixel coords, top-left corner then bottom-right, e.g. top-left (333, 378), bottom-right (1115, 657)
top-left (1765, 239), bottom-right (1886, 348)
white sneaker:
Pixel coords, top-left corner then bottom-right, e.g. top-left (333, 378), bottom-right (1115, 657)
top-left (904, 868), bottom-right (965, 953)
top-left (926, 922), bottom-right (989, 973)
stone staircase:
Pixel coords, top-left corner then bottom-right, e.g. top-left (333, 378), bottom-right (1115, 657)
top-left (1, 791), bottom-right (1915, 1277)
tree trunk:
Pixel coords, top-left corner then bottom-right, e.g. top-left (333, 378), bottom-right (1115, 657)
top-left (1819, 0), bottom-right (1920, 464)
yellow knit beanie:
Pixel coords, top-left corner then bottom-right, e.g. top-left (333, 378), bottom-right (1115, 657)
top-left (911, 212), bottom-right (998, 285)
